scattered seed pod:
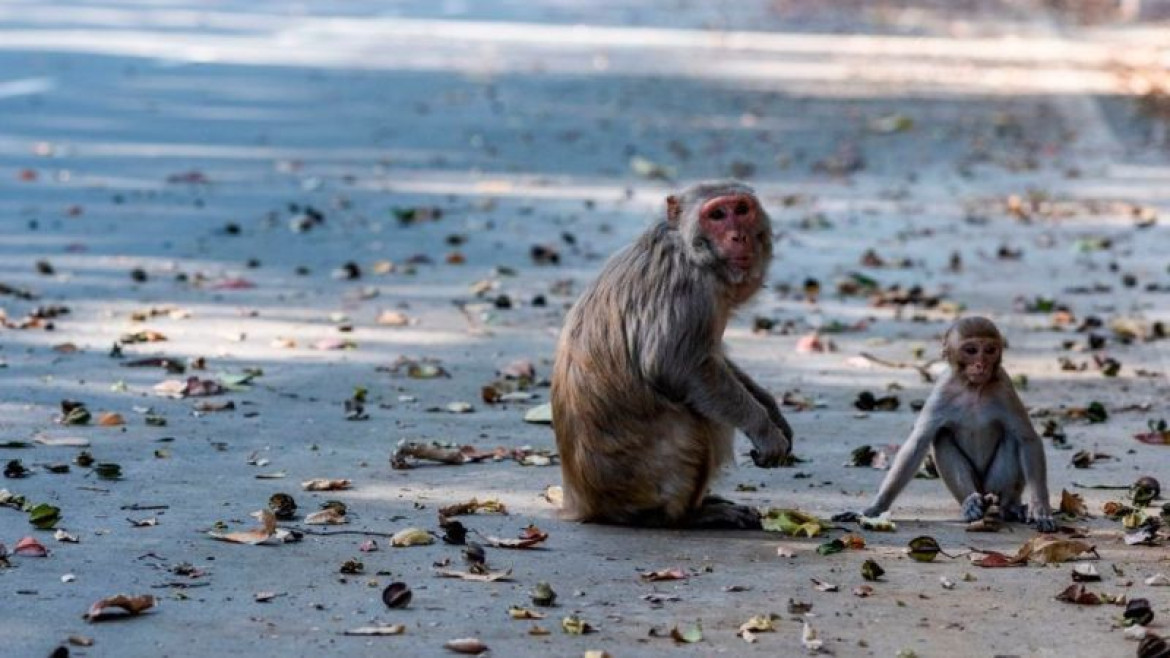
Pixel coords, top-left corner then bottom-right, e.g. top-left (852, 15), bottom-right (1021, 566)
top-left (531, 581), bottom-right (557, 607)
top-left (339, 558), bottom-right (364, 575)
top-left (907, 536), bottom-right (942, 563)
top-left (1127, 598), bottom-right (1155, 627)
top-left (4, 459), bottom-right (29, 478)
top-left (463, 542), bottom-right (486, 566)
top-left (320, 500), bottom-right (347, 516)
top-left (849, 445), bottom-right (876, 467)
top-left (1132, 477), bottom-right (1161, 507)
top-left (861, 559), bottom-right (885, 582)
top-left (267, 493), bottom-right (297, 520)
top-left (93, 463), bottom-right (123, 480)
top-left (382, 582), bottom-right (412, 609)
top-left (440, 518), bottom-right (467, 545)
top-left (1139, 633), bottom-right (1170, 658)
top-left (74, 451), bottom-right (94, 468)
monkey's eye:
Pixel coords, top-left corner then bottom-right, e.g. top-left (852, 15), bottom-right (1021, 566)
top-left (734, 201), bottom-right (750, 216)
top-left (707, 208), bottom-right (726, 221)
top-left (984, 346), bottom-right (999, 355)
top-left (962, 345), bottom-right (978, 356)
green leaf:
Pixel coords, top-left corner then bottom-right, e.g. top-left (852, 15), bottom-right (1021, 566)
top-left (761, 509), bottom-right (825, 537)
top-left (28, 503), bottom-right (61, 529)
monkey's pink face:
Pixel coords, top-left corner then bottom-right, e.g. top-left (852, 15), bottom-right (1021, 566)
top-left (698, 194), bottom-right (764, 273)
top-left (954, 337), bottom-right (1001, 387)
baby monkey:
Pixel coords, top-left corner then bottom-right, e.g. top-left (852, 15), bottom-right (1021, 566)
top-left (861, 317), bottom-right (1055, 531)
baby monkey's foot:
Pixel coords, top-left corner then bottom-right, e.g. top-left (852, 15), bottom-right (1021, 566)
top-left (961, 493), bottom-right (999, 522)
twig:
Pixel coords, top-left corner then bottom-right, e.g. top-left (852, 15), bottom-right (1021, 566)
top-left (858, 352), bottom-right (939, 383)
top-left (284, 526), bottom-right (398, 538)
top-left (121, 504), bottom-right (170, 511)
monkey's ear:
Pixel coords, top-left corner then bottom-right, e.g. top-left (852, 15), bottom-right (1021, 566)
top-left (666, 195), bottom-right (681, 224)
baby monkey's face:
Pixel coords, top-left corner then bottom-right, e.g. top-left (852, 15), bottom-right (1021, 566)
top-left (954, 337), bottom-right (1001, 387)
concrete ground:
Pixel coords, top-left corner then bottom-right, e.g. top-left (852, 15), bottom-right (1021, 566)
top-left (1, 1), bottom-right (1169, 656)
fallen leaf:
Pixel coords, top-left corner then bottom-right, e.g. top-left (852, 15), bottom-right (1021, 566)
top-left (810, 578), bottom-right (838, 592)
top-left (83, 594), bottom-right (156, 622)
top-left (434, 567), bottom-right (512, 582)
top-left (1018, 537), bottom-right (1098, 565)
top-left (669, 620), bottom-right (702, 643)
top-left (208, 509), bottom-right (282, 545)
top-left (641, 567), bottom-right (687, 582)
top-left (97, 412), bottom-right (125, 427)
top-left (301, 478), bottom-right (351, 491)
top-left (508, 607), bottom-right (546, 620)
top-left (761, 509), bottom-right (825, 537)
top-left (478, 525), bottom-right (549, 549)
top-left (439, 498), bottom-right (507, 517)
top-left (1055, 584), bottom-right (1103, 605)
top-left (1146, 573), bottom-right (1170, 586)
top-left (523, 403), bottom-right (553, 424)
top-left (802, 620), bottom-right (824, 653)
top-left (1059, 489), bottom-right (1089, 519)
top-left (304, 509), bottom-right (347, 525)
top-left (34, 437), bottom-right (89, 447)
top-left (14, 536), bottom-right (48, 557)
top-left (853, 585), bottom-right (874, 597)
top-left (444, 638), bottom-right (488, 654)
top-left (391, 528), bottom-right (434, 547)
top-left (344, 625), bottom-right (405, 636)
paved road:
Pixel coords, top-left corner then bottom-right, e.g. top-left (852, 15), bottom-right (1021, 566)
top-left (1, 1), bottom-right (1168, 656)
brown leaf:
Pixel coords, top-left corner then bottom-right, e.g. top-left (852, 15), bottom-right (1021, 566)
top-left (97, 412), bottom-right (125, 427)
top-left (640, 567), bottom-right (687, 582)
top-left (1055, 584), bottom-right (1102, 605)
top-left (438, 498), bottom-right (508, 517)
top-left (1059, 489), bottom-right (1089, 518)
top-left (434, 567), bottom-right (512, 582)
top-left (344, 625), bottom-right (406, 636)
top-left (301, 478), bottom-right (351, 491)
top-left (970, 551), bottom-right (1026, 568)
top-left (83, 594), bottom-right (156, 622)
top-left (208, 509), bottom-right (279, 545)
top-left (478, 525), bottom-right (548, 549)
top-left (444, 638), bottom-right (488, 654)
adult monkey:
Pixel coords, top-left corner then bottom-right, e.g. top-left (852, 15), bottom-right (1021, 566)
top-left (861, 317), bottom-right (1055, 531)
top-left (551, 181), bottom-right (792, 529)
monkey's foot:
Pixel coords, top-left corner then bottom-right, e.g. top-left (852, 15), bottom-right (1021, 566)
top-left (960, 493), bottom-right (998, 522)
top-left (1001, 502), bottom-right (1028, 523)
top-left (688, 501), bottom-right (762, 530)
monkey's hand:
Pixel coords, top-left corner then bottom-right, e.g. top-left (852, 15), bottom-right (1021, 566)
top-left (1029, 501), bottom-right (1056, 533)
top-left (748, 425), bottom-right (790, 469)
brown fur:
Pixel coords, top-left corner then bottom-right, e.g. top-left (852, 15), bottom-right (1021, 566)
top-left (552, 181), bottom-right (792, 528)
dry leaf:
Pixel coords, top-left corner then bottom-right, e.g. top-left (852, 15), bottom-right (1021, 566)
top-left (434, 567), bottom-right (512, 582)
top-left (301, 478), bottom-right (351, 491)
top-left (508, 607), bottom-right (546, 620)
top-left (802, 621), bottom-right (824, 653)
top-left (543, 485), bottom-right (563, 508)
top-left (304, 509), bottom-right (347, 525)
top-left (439, 498), bottom-right (507, 517)
top-left (208, 509), bottom-right (281, 545)
top-left (391, 528), bottom-right (434, 547)
top-left (376, 310), bottom-right (411, 327)
top-left (1059, 489), bottom-right (1089, 518)
top-left (478, 525), bottom-right (548, 549)
top-left (344, 625), bottom-right (405, 636)
top-left (97, 412), bottom-right (125, 427)
top-left (810, 578), bottom-right (838, 592)
top-left (14, 536), bottom-right (48, 557)
top-left (444, 638), bottom-right (488, 654)
top-left (1018, 537), bottom-right (1098, 565)
top-left (640, 567), bottom-right (687, 582)
top-left (83, 594), bottom-right (156, 622)
top-left (34, 437), bottom-right (90, 447)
